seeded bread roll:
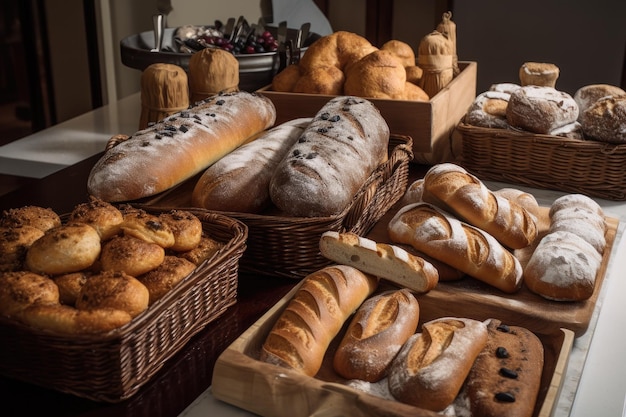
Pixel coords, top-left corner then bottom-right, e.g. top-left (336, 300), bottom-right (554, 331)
top-left (269, 96), bottom-right (390, 217)
top-left (87, 91), bottom-right (276, 202)
top-left (192, 118), bottom-right (311, 213)
top-left (387, 317), bottom-right (488, 411)
top-left (464, 319), bottom-right (544, 417)
top-left (260, 265), bottom-right (378, 376)
top-left (333, 289), bottom-right (420, 382)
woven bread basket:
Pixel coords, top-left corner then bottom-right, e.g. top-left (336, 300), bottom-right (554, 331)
top-left (0, 211), bottom-right (247, 402)
top-left (456, 121), bottom-right (626, 201)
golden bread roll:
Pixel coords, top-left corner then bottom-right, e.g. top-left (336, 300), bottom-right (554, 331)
top-left (344, 50), bottom-right (407, 99)
top-left (67, 197), bottom-right (123, 240)
top-left (75, 270), bottom-right (149, 318)
top-left (404, 82), bottom-right (429, 101)
top-left (15, 304), bottom-right (132, 334)
top-left (271, 64), bottom-right (301, 92)
top-left (293, 65), bottom-right (345, 95)
top-left (0, 225), bottom-right (44, 272)
top-left (333, 289), bottom-right (420, 382)
top-left (139, 255), bottom-right (197, 304)
top-left (381, 39), bottom-right (416, 67)
top-left (405, 65), bottom-right (424, 86)
top-left (0, 271), bottom-right (59, 316)
top-left (298, 31), bottom-right (377, 73)
top-left (421, 163), bottom-right (538, 249)
top-left (100, 235), bottom-right (165, 277)
top-left (158, 210), bottom-right (203, 252)
top-left (180, 235), bottom-right (223, 265)
top-left (260, 265), bottom-right (378, 376)
top-left (387, 317), bottom-right (488, 411)
top-left (120, 208), bottom-right (175, 248)
top-left (519, 62), bottom-right (560, 88)
top-left (25, 223), bottom-right (101, 275)
top-left (54, 272), bottom-right (90, 305)
top-left (0, 205), bottom-right (61, 232)
top-left (493, 187), bottom-right (540, 220)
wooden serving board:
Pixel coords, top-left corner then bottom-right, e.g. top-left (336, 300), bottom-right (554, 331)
top-left (212, 281), bottom-right (574, 417)
top-left (367, 205), bottom-right (619, 338)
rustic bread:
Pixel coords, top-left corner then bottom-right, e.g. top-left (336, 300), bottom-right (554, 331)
top-left (506, 86), bottom-right (578, 134)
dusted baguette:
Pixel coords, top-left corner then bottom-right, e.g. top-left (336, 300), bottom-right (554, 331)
top-left (319, 231), bottom-right (438, 293)
top-left (269, 96), bottom-right (390, 217)
top-left (387, 317), bottom-right (488, 411)
top-left (333, 289), bottom-right (420, 382)
top-left (191, 118), bottom-right (311, 212)
top-left (421, 163), bottom-right (538, 249)
top-left (87, 91), bottom-right (276, 202)
top-left (260, 265), bottom-right (378, 376)
top-left (387, 203), bottom-right (523, 293)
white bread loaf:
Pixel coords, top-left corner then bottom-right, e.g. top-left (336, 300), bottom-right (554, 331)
top-left (319, 231), bottom-right (439, 293)
top-left (259, 265), bottom-right (378, 376)
top-left (387, 202), bottom-right (523, 293)
top-left (549, 193), bottom-right (606, 254)
top-left (333, 289), bottom-right (420, 382)
top-left (387, 317), bottom-right (488, 411)
top-left (87, 91), bottom-right (276, 202)
top-left (269, 96), bottom-right (390, 217)
top-left (191, 118), bottom-right (311, 213)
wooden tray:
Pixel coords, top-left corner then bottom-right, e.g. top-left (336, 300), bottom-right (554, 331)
top-left (212, 281), bottom-right (574, 417)
top-left (366, 204), bottom-right (619, 338)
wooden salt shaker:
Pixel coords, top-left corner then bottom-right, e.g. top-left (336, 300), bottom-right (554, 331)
top-left (188, 48), bottom-right (239, 103)
top-left (139, 63), bottom-right (189, 130)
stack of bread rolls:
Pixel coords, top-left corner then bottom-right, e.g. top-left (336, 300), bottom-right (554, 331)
top-left (0, 199), bottom-right (223, 334)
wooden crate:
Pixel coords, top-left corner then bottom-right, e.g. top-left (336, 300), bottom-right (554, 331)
top-left (257, 61), bottom-right (477, 155)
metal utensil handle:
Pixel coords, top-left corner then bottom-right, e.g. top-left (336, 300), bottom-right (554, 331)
top-left (152, 14), bottom-right (164, 52)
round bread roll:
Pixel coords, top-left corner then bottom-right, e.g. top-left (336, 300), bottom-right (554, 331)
top-left (76, 270), bottom-right (149, 318)
top-left (580, 96), bottom-right (626, 143)
top-left (489, 82), bottom-right (521, 94)
top-left (506, 86), bottom-right (578, 134)
top-left (0, 225), bottom-right (44, 272)
top-left (292, 65), bottom-right (345, 95)
top-left (180, 235), bottom-right (223, 265)
top-left (299, 31), bottom-right (377, 73)
top-left (158, 210), bottom-right (203, 252)
top-left (120, 208), bottom-right (175, 248)
top-left (549, 206), bottom-right (607, 255)
top-left (466, 91), bottom-right (511, 129)
top-left (100, 235), bottom-right (165, 277)
top-left (139, 255), bottom-right (197, 304)
top-left (574, 84), bottom-right (626, 120)
top-left (405, 65), bottom-right (424, 85)
top-left (67, 197), bottom-right (123, 240)
top-left (404, 82), bottom-right (429, 101)
top-left (25, 223), bottom-right (101, 275)
top-left (524, 230), bottom-right (602, 301)
top-left (15, 303), bottom-right (132, 334)
top-left (381, 39), bottom-right (416, 67)
top-left (0, 205), bottom-right (61, 232)
top-left (549, 193), bottom-right (604, 218)
top-left (271, 64), bottom-right (301, 92)
top-left (53, 272), bottom-right (90, 305)
top-left (0, 271), bottom-right (59, 317)
top-left (518, 62), bottom-right (560, 88)
top-left (344, 50), bottom-right (407, 99)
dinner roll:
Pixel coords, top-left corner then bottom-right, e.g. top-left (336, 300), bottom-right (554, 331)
top-left (67, 197), bottom-right (123, 240)
top-left (158, 210), bottom-right (203, 252)
top-left (0, 205), bottom-right (61, 232)
top-left (139, 255), bottom-right (197, 304)
top-left (75, 270), bottom-right (149, 318)
top-left (100, 235), bottom-right (165, 277)
top-left (0, 271), bottom-right (59, 316)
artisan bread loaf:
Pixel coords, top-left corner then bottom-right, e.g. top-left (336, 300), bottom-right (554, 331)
top-left (269, 96), bottom-right (390, 217)
top-left (87, 91), bottom-right (276, 202)
top-left (388, 202), bottom-right (523, 293)
top-left (580, 95), bottom-right (626, 143)
top-left (333, 289), bottom-right (420, 382)
top-left (464, 319), bottom-right (544, 417)
top-left (319, 231), bottom-right (439, 293)
top-left (260, 265), bottom-right (378, 376)
top-left (549, 193), bottom-right (606, 254)
top-left (574, 83), bottom-right (626, 121)
top-left (387, 317), bottom-right (488, 411)
top-left (506, 86), bottom-right (578, 134)
top-left (465, 91), bottom-right (511, 129)
top-left (421, 163), bottom-right (538, 249)
top-left (191, 118), bottom-right (311, 213)
top-left (518, 62), bottom-right (560, 88)
top-left (524, 230), bottom-right (602, 301)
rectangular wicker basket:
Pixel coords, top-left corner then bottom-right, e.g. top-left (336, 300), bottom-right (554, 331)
top-left (0, 211), bottom-right (248, 403)
top-left (456, 121), bottom-right (626, 201)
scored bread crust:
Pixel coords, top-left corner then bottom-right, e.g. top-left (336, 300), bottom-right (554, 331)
top-left (319, 231), bottom-right (438, 293)
top-left (87, 91), bottom-right (276, 202)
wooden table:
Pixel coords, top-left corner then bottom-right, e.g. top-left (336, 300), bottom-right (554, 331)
top-left (0, 154), bottom-right (298, 417)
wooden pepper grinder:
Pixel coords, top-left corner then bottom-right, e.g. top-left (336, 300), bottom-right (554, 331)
top-left (417, 30), bottom-right (454, 98)
top-left (139, 63), bottom-right (189, 130)
top-left (188, 48), bottom-right (240, 103)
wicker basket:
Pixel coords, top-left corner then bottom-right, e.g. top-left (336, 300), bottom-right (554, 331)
top-left (0, 211), bottom-right (247, 403)
top-left (456, 121), bottom-right (626, 201)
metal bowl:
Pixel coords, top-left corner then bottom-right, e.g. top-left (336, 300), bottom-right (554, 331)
top-left (120, 26), bottom-right (320, 92)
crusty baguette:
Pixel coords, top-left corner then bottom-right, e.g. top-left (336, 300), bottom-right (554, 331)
top-left (387, 202), bottom-right (523, 293)
top-left (319, 231), bottom-right (438, 293)
top-left (464, 319), bottom-right (544, 417)
top-left (259, 265), bottom-right (378, 376)
top-left (333, 288), bottom-right (420, 382)
top-left (191, 118), bottom-right (311, 213)
top-left (387, 317), bottom-right (488, 411)
top-left (421, 163), bottom-right (538, 249)
top-left (87, 91), bottom-right (276, 202)
top-left (269, 96), bottom-right (390, 217)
